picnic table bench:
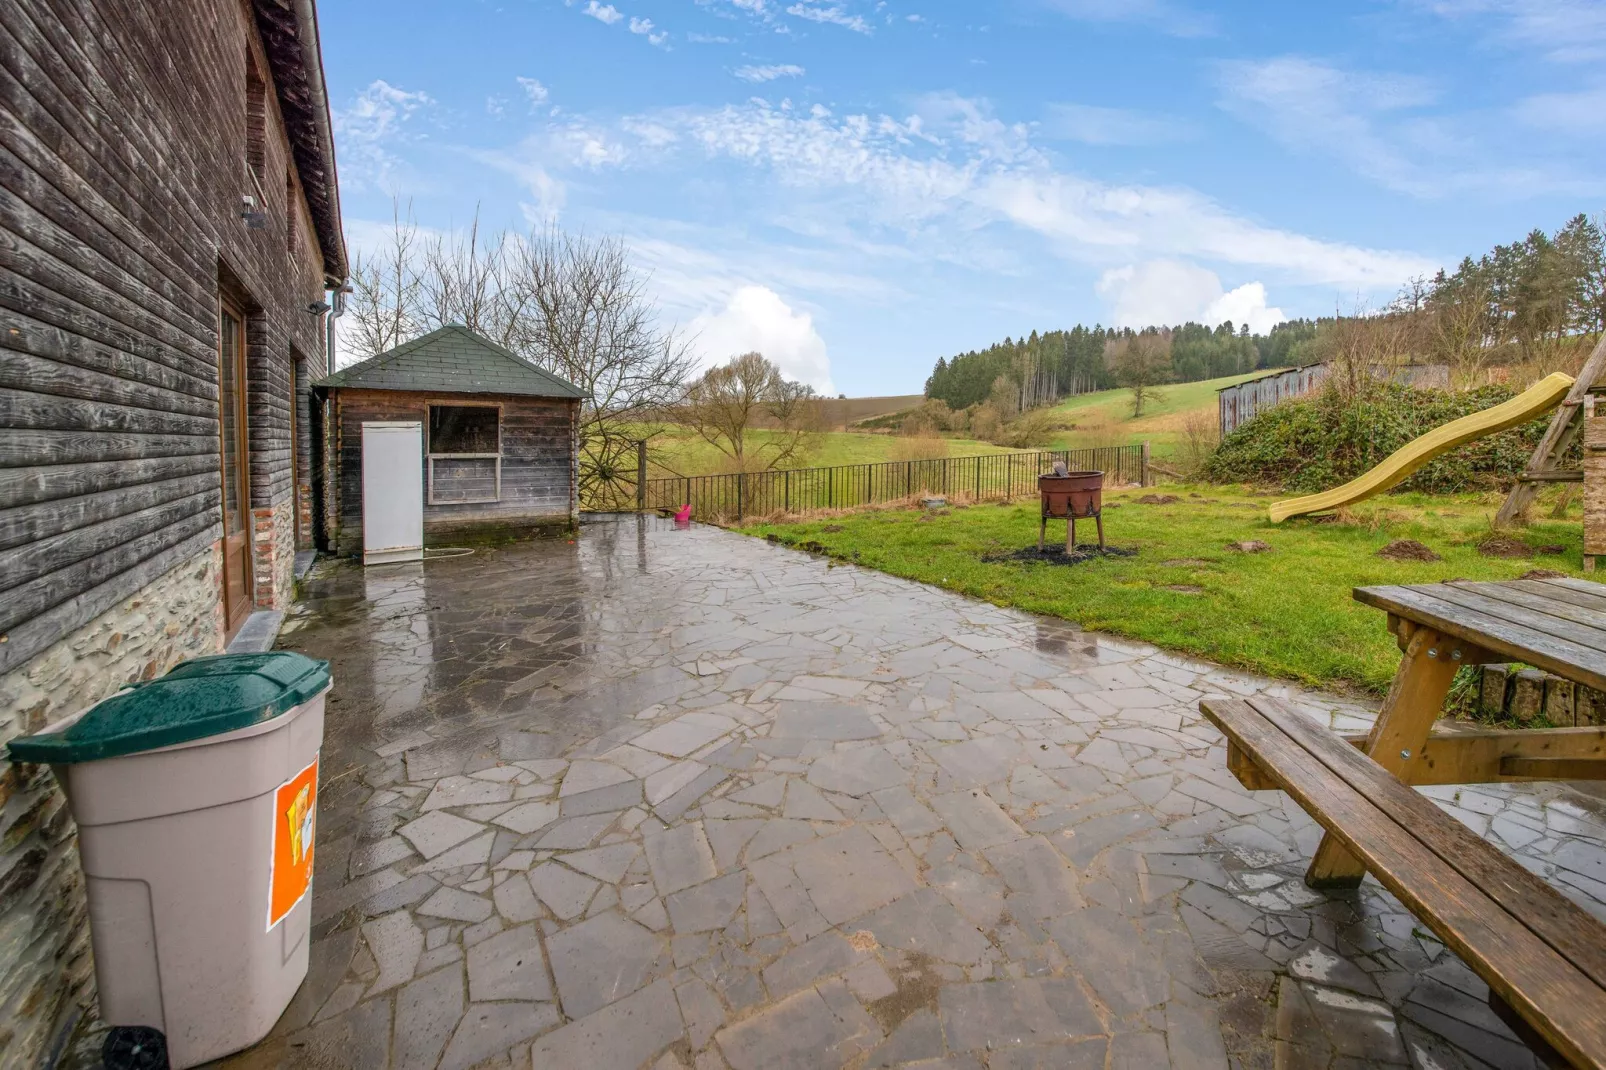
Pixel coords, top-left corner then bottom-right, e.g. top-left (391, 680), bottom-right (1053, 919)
top-left (1202, 577), bottom-right (1606, 1068)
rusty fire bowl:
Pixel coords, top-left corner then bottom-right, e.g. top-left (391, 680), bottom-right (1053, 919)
top-left (1039, 471), bottom-right (1104, 518)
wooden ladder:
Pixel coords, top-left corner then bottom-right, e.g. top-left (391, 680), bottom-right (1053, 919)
top-left (1495, 333), bottom-right (1606, 528)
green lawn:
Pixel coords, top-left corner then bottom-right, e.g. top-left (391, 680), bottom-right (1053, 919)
top-left (645, 427), bottom-right (1017, 478)
top-left (743, 485), bottom-right (1586, 695)
top-left (1046, 371), bottom-right (1265, 459)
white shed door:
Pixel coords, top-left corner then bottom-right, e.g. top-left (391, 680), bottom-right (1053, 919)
top-left (362, 422), bottom-right (424, 565)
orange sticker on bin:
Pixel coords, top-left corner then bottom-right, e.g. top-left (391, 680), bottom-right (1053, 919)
top-left (267, 756), bottom-right (318, 931)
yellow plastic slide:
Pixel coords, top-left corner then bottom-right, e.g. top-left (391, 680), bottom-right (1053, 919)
top-left (1267, 371), bottom-right (1574, 523)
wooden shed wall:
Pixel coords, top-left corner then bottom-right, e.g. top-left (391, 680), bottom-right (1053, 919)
top-left (0, 0), bottom-right (331, 674)
top-left (331, 389), bottom-right (579, 555)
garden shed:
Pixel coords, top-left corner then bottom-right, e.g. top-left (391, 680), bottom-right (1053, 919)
top-left (316, 325), bottom-right (586, 555)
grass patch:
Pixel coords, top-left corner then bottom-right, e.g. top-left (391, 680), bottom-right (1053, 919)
top-left (1044, 371), bottom-right (1264, 459)
top-left (644, 427), bottom-right (1018, 478)
top-left (742, 485), bottom-right (1585, 695)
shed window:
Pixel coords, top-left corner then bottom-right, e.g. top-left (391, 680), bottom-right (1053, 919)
top-left (428, 405), bottom-right (501, 504)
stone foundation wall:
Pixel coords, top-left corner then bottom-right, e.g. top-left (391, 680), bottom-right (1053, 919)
top-left (0, 546), bottom-right (224, 1067)
top-left (251, 497), bottom-right (298, 609)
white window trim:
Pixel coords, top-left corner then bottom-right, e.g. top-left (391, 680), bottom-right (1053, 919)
top-left (426, 401), bottom-right (502, 505)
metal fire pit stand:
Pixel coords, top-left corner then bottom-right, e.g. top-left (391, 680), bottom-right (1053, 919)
top-left (1037, 468), bottom-right (1105, 553)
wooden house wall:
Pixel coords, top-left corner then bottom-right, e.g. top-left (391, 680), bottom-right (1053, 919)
top-left (0, 0), bottom-right (332, 674)
top-left (331, 390), bottom-right (578, 554)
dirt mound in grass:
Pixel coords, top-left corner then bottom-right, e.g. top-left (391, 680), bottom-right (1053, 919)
top-left (1226, 540), bottom-right (1273, 553)
top-left (1519, 568), bottom-right (1567, 580)
top-left (1478, 536), bottom-right (1534, 558)
top-left (1164, 584), bottom-right (1205, 594)
top-left (1376, 539), bottom-right (1441, 562)
top-left (1135, 494), bottom-right (1180, 505)
top-left (821, 524), bottom-right (844, 533)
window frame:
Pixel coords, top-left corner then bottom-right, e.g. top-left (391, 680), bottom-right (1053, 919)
top-left (426, 401), bottom-right (503, 505)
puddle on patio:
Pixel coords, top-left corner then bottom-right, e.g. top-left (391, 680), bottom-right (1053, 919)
top-left (70, 515), bottom-right (1606, 1069)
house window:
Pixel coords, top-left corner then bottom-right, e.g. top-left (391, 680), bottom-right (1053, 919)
top-left (428, 404), bottom-right (501, 504)
top-left (245, 53), bottom-right (266, 189)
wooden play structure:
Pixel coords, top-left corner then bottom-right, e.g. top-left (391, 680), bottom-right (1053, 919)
top-left (1585, 395), bottom-right (1606, 571)
top-left (1498, 333), bottom-right (1606, 528)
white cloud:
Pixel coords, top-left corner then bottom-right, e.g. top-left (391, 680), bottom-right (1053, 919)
top-left (1096, 260), bottom-right (1285, 333)
top-left (1512, 84), bottom-right (1606, 133)
top-left (1412, 0), bottom-right (1606, 63)
top-left (689, 32), bottom-right (737, 43)
top-left (690, 286), bottom-right (834, 392)
top-left (332, 80), bottom-right (433, 190)
top-left (1041, 103), bottom-right (1195, 145)
top-left (734, 63), bottom-right (806, 82)
top-left (629, 16), bottom-right (669, 45)
top-left (584, 1), bottom-right (623, 24)
top-left (1217, 56), bottom-right (1443, 195)
top-left (588, 97), bottom-right (1432, 286)
top-left (1216, 55), bottom-right (1599, 198)
top-left (1040, 0), bottom-right (1216, 38)
top-left (517, 77), bottom-right (549, 107)
top-left (786, 3), bottom-right (872, 33)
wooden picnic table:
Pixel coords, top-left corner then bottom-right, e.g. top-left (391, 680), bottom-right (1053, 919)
top-left (1312, 577), bottom-right (1606, 884)
top-left (1201, 576), bottom-right (1606, 1067)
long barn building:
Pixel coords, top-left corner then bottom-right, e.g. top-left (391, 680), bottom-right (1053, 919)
top-left (0, 0), bottom-right (347, 1060)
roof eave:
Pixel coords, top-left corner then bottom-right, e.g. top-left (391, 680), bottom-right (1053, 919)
top-left (253, 0), bottom-right (348, 282)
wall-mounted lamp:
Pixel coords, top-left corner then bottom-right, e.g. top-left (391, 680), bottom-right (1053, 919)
top-left (240, 194), bottom-right (267, 229)
top-left (306, 301), bottom-right (331, 315)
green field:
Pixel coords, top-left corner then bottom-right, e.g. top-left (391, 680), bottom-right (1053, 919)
top-left (1045, 371), bottom-right (1265, 459)
top-left (743, 485), bottom-right (1584, 695)
top-left (644, 427), bottom-right (1018, 478)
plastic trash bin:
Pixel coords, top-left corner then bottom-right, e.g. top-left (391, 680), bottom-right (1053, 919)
top-left (7, 652), bottom-right (331, 1070)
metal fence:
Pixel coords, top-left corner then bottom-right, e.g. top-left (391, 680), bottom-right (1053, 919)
top-left (639, 444), bottom-right (1148, 521)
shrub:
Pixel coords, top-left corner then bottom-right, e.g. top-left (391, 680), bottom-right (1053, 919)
top-left (1203, 382), bottom-right (1557, 494)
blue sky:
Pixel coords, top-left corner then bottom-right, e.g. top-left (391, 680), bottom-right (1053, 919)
top-left (321, 0), bottom-right (1606, 395)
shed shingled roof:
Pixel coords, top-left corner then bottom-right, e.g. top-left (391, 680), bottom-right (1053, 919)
top-left (315, 325), bottom-right (587, 399)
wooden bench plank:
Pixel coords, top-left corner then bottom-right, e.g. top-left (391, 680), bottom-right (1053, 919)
top-left (1202, 697), bottom-right (1606, 1069)
top-left (1425, 584), bottom-right (1606, 659)
top-left (1457, 580), bottom-right (1606, 634)
top-left (1248, 696), bottom-right (1606, 991)
top-left (1533, 576), bottom-right (1606, 612)
top-left (1225, 726), bottom-right (1606, 788)
top-left (1354, 585), bottom-right (1606, 692)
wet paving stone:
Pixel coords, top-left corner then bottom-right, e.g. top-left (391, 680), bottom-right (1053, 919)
top-left (130, 515), bottom-right (1606, 1070)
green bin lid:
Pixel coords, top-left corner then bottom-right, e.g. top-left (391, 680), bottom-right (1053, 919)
top-left (7, 652), bottom-right (331, 765)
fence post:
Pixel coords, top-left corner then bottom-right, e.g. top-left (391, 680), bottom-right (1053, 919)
top-left (975, 455), bottom-right (981, 502)
top-left (1141, 442), bottom-right (1151, 487)
top-left (785, 469), bottom-right (791, 514)
top-left (737, 472), bottom-right (745, 521)
top-left (828, 466), bottom-right (833, 509)
top-left (636, 440), bottom-right (647, 511)
top-left (906, 460), bottom-right (913, 499)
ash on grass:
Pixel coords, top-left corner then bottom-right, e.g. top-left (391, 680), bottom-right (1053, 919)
top-left (982, 544), bottom-right (1138, 567)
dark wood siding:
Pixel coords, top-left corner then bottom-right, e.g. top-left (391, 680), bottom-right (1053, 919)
top-left (0, 0), bottom-right (331, 672)
top-left (330, 389), bottom-right (578, 555)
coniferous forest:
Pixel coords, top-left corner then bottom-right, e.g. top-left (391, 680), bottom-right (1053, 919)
top-left (923, 213), bottom-right (1605, 412)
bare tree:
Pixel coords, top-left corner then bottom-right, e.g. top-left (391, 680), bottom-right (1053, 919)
top-left (339, 213), bottom-right (693, 508)
top-left (418, 210), bottom-right (515, 345)
top-left (503, 226), bottom-right (695, 506)
top-left (345, 199), bottom-right (423, 363)
top-left (1105, 330), bottom-right (1171, 416)
top-left (681, 352), bottom-right (818, 471)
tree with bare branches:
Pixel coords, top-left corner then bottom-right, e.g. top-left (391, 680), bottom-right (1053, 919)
top-left (1105, 330), bottom-right (1172, 416)
top-left (680, 352), bottom-right (818, 471)
top-left (342, 207), bottom-right (693, 508)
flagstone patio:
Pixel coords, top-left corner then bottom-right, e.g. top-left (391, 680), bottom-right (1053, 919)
top-left (95, 515), bottom-right (1606, 1068)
